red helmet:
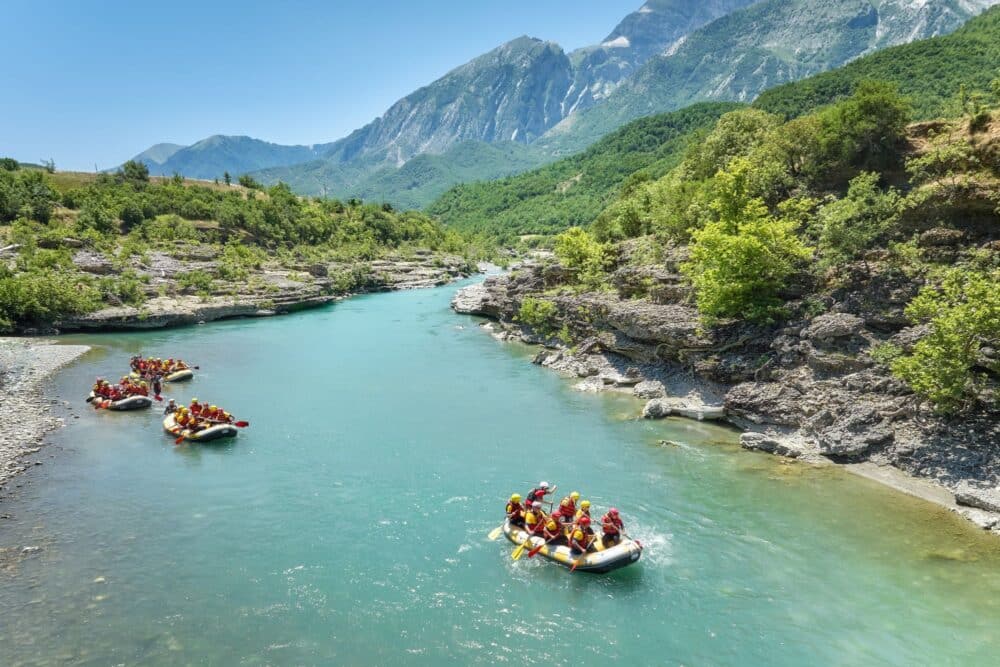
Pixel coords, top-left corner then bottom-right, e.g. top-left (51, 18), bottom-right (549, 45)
top-left (579, 516), bottom-right (591, 526)
top-left (609, 508), bottom-right (619, 515)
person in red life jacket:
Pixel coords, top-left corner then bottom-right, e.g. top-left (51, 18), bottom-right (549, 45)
top-left (601, 507), bottom-right (624, 547)
top-left (189, 398), bottom-right (202, 416)
top-left (525, 501), bottom-right (546, 535)
top-left (557, 491), bottom-right (580, 525)
top-left (506, 493), bottom-right (525, 527)
top-left (541, 513), bottom-right (565, 545)
top-left (526, 481), bottom-right (555, 508)
top-left (569, 516), bottom-right (596, 555)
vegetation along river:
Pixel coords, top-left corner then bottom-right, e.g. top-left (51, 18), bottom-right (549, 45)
top-left (2, 280), bottom-right (1000, 666)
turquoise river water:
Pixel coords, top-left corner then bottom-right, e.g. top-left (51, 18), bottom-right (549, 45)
top-left (2, 281), bottom-right (1000, 666)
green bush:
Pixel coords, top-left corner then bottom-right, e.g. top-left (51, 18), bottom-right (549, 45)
top-left (814, 172), bottom-right (901, 268)
top-left (176, 270), bottom-right (214, 294)
top-left (890, 267), bottom-right (1000, 413)
top-left (553, 227), bottom-right (609, 289)
top-left (216, 242), bottom-right (266, 281)
top-left (681, 159), bottom-right (813, 322)
top-left (0, 270), bottom-right (101, 330)
top-left (516, 297), bottom-right (559, 335)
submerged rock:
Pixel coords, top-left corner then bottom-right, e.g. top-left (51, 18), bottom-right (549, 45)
top-left (643, 397), bottom-right (725, 421)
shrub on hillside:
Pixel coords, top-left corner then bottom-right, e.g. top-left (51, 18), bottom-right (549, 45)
top-left (891, 267), bottom-right (1000, 413)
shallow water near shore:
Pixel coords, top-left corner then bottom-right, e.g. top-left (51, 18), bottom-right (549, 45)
top-left (2, 281), bottom-right (1000, 665)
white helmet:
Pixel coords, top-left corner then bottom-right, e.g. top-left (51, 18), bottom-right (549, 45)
top-left (539, 481), bottom-right (549, 489)
top-left (532, 501), bottom-right (542, 509)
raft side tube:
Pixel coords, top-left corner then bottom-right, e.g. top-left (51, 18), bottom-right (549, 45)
top-left (88, 392), bottom-right (153, 411)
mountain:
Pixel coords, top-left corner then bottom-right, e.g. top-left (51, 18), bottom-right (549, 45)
top-left (129, 143), bottom-right (184, 167)
top-left (426, 102), bottom-right (740, 237)
top-left (753, 4), bottom-right (1000, 120)
top-left (123, 1), bottom-right (755, 198)
top-left (538, 0), bottom-right (1000, 155)
top-left (256, 140), bottom-right (549, 210)
top-left (131, 136), bottom-right (336, 180)
top-left (429, 4), bottom-right (1000, 238)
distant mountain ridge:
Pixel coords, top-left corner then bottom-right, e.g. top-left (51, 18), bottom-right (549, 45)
top-left (125, 0), bottom-right (998, 206)
top-left (129, 135), bottom-right (335, 180)
top-left (537, 0), bottom-right (1000, 154)
top-left (126, 1), bottom-right (755, 187)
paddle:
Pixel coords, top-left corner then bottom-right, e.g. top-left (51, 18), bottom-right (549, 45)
top-left (174, 433), bottom-right (186, 445)
top-left (85, 395), bottom-right (94, 403)
top-left (487, 525), bottom-right (504, 541)
top-left (511, 542), bottom-right (528, 560)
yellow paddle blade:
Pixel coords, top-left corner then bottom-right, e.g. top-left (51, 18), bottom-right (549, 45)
top-left (512, 543), bottom-right (527, 560)
top-left (487, 525), bottom-right (504, 541)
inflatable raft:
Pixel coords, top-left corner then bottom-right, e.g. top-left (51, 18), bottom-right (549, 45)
top-left (131, 368), bottom-right (194, 383)
top-left (503, 520), bottom-right (642, 573)
top-left (88, 392), bottom-right (152, 411)
top-left (163, 413), bottom-right (237, 443)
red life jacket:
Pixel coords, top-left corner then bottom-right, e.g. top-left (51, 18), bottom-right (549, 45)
top-left (602, 513), bottom-right (622, 535)
top-left (506, 501), bottom-right (524, 520)
top-left (570, 527), bottom-right (594, 551)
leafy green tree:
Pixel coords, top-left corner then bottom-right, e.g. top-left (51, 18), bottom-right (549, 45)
top-left (681, 108), bottom-right (782, 180)
top-left (119, 160), bottom-right (150, 183)
top-left (891, 267), bottom-right (1000, 413)
top-left (553, 227), bottom-right (609, 289)
top-left (814, 172), bottom-right (901, 268)
top-left (0, 158), bottom-right (18, 171)
top-left (516, 297), bottom-right (559, 335)
top-left (238, 174), bottom-right (262, 190)
top-left (223, 171), bottom-right (231, 186)
top-left (681, 158), bottom-right (812, 322)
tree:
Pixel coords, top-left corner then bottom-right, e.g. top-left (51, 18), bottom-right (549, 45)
top-left (119, 159), bottom-right (149, 183)
top-left (891, 267), bottom-right (1000, 413)
top-left (0, 158), bottom-right (18, 171)
top-left (681, 158), bottom-right (812, 322)
top-left (238, 174), bottom-right (261, 190)
top-left (553, 227), bottom-right (609, 289)
top-left (828, 81), bottom-right (911, 172)
top-left (814, 172), bottom-right (901, 268)
top-left (223, 171), bottom-right (231, 186)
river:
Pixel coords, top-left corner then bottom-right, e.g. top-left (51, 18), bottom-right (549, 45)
top-left (2, 281), bottom-right (999, 665)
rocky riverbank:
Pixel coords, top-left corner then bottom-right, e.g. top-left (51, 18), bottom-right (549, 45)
top-left (452, 258), bottom-right (1000, 535)
top-left (26, 246), bottom-right (475, 333)
top-left (0, 339), bottom-right (89, 496)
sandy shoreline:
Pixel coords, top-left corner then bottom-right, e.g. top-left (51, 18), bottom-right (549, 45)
top-left (0, 338), bottom-right (90, 495)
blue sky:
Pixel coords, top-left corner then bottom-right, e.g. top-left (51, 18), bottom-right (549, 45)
top-left (2, 1), bottom-right (634, 170)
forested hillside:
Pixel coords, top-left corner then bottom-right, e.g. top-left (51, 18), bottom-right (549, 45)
top-left (754, 5), bottom-right (1000, 119)
top-left (0, 162), bottom-right (481, 332)
top-left (430, 7), bottom-right (1000, 239)
top-left (426, 103), bottom-right (740, 239)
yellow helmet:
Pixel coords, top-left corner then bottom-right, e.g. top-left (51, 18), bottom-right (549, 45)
top-left (581, 500), bottom-right (591, 509)
top-left (510, 493), bottom-right (521, 503)
top-left (570, 491), bottom-right (580, 501)
top-left (209, 405), bottom-right (217, 411)
top-left (191, 398), bottom-right (199, 403)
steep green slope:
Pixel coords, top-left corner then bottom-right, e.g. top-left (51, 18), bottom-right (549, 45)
top-left (426, 102), bottom-right (740, 237)
top-left (753, 5), bottom-right (1000, 119)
